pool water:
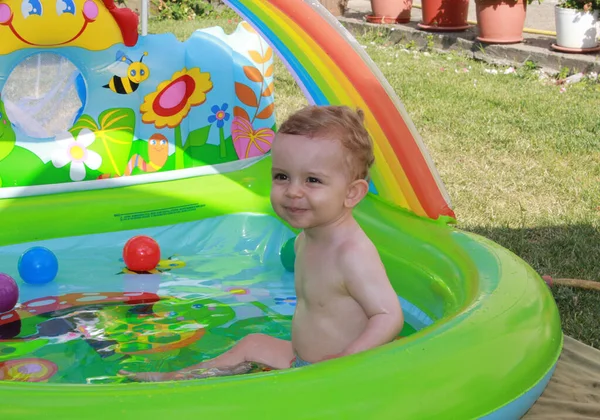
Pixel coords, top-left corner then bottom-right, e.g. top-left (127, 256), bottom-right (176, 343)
top-left (0, 214), bottom-right (421, 384)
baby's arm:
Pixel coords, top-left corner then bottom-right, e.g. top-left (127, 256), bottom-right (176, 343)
top-left (334, 242), bottom-right (404, 357)
top-left (294, 231), bottom-right (304, 252)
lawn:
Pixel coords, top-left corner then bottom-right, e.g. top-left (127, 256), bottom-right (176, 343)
top-left (148, 17), bottom-right (600, 348)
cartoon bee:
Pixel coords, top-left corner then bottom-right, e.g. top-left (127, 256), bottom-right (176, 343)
top-left (103, 51), bottom-right (150, 95)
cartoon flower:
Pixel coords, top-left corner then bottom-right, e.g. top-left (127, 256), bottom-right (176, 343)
top-left (51, 129), bottom-right (102, 181)
top-left (141, 67), bottom-right (213, 129)
top-left (231, 117), bottom-right (274, 159)
top-left (140, 67), bottom-right (213, 169)
top-left (226, 286), bottom-right (250, 296)
top-left (0, 358), bottom-right (58, 382)
top-left (208, 103), bottom-right (231, 158)
top-left (208, 103), bottom-right (230, 128)
top-left (274, 296), bottom-right (297, 306)
top-left (225, 286), bottom-right (270, 303)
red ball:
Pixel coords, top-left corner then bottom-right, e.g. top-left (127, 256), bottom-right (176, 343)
top-left (123, 235), bottom-right (161, 272)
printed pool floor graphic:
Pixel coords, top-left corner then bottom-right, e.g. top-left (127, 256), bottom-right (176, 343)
top-left (0, 214), bottom-right (419, 384)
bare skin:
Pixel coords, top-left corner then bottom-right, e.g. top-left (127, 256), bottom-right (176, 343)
top-left (121, 132), bottom-right (404, 382)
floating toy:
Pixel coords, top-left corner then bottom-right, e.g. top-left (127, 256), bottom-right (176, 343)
top-left (0, 0), bottom-right (561, 418)
top-left (279, 236), bottom-right (295, 272)
top-left (123, 236), bottom-right (161, 272)
top-left (0, 273), bottom-right (18, 313)
top-left (18, 247), bottom-right (58, 285)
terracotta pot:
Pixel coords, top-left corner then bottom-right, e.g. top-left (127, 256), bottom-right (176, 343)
top-left (419, 0), bottom-right (470, 31)
top-left (475, 0), bottom-right (527, 44)
top-left (368, 0), bottom-right (413, 23)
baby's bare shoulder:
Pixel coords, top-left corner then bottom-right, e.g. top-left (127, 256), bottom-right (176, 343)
top-left (335, 230), bottom-right (392, 297)
top-left (336, 230), bottom-right (382, 267)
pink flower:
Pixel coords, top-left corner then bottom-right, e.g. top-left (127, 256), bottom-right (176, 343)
top-left (231, 117), bottom-right (274, 159)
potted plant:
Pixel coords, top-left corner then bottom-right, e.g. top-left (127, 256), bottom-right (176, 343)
top-left (475, 0), bottom-right (540, 44)
top-left (367, 0), bottom-right (413, 24)
top-left (553, 0), bottom-right (600, 52)
top-left (418, 0), bottom-right (470, 31)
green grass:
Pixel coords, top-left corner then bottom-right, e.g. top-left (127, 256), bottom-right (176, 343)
top-left (148, 19), bottom-right (600, 349)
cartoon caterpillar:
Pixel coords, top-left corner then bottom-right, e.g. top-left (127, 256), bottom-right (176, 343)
top-left (97, 134), bottom-right (169, 180)
top-left (103, 51), bottom-right (149, 95)
top-left (123, 133), bottom-right (169, 175)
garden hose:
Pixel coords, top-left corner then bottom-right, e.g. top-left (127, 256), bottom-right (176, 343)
top-left (542, 275), bottom-right (600, 291)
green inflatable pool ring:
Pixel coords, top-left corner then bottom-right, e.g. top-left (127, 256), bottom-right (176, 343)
top-left (0, 157), bottom-right (563, 419)
top-left (0, 0), bottom-right (562, 417)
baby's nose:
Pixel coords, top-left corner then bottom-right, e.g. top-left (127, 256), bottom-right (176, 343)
top-left (285, 183), bottom-right (303, 197)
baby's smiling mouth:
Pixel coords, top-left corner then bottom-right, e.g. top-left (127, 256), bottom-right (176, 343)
top-left (285, 206), bottom-right (308, 213)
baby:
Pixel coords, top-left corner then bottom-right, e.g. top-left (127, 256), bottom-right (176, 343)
top-left (121, 105), bottom-right (404, 381)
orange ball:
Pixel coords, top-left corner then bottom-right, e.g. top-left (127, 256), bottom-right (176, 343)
top-left (123, 235), bottom-right (161, 272)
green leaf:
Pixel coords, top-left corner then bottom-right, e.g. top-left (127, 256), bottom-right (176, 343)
top-left (185, 140), bottom-right (237, 168)
top-left (186, 125), bottom-right (211, 148)
top-left (70, 114), bottom-right (99, 135)
top-left (0, 146), bottom-right (50, 187)
top-left (76, 108), bottom-right (136, 177)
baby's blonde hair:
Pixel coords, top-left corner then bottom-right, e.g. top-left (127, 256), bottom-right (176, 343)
top-left (277, 105), bottom-right (375, 181)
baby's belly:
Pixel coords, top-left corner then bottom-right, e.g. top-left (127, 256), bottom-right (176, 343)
top-left (292, 301), bottom-right (368, 362)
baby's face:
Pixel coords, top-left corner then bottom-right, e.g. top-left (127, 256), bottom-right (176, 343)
top-left (270, 133), bottom-right (352, 230)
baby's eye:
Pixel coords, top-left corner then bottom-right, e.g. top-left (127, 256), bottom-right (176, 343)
top-left (307, 177), bottom-right (321, 183)
top-left (273, 173), bottom-right (287, 181)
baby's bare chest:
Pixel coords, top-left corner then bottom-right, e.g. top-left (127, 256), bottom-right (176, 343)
top-left (295, 251), bottom-right (346, 304)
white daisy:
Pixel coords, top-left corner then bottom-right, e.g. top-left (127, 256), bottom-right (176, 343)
top-left (51, 129), bottom-right (102, 181)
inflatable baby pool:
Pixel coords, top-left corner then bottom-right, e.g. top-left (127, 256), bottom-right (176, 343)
top-left (0, 0), bottom-right (561, 418)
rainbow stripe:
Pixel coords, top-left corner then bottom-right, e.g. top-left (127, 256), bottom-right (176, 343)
top-left (224, 0), bottom-right (455, 220)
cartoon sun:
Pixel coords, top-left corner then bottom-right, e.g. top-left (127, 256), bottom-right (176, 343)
top-left (0, 0), bottom-right (138, 54)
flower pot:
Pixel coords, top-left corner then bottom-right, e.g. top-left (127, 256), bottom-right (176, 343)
top-left (367, 0), bottom-right (412, 23)
top-left (418, 0), bottom-right (470, 31)
top-left (475, 0), bottom-right (527, 44)
top-left (554, 6), bottom-right (600, 51)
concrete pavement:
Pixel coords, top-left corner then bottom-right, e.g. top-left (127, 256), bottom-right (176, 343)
top-left (341, 0), bottom-right (600, 73)
top-left (347, 0), bottom-right (559, 32)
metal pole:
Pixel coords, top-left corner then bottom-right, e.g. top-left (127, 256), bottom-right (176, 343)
top-left (141, 0), bottom-right (148, 36)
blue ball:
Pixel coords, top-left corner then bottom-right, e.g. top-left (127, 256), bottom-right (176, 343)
top-left (18, 246), bottom-right (58, 285)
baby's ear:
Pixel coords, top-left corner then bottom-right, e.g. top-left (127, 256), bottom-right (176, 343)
top-left (345, 179), bottom-right (369, 208)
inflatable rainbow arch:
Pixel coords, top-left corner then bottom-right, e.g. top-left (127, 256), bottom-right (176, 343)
top-left (0, 0), bottom-right (562, 418)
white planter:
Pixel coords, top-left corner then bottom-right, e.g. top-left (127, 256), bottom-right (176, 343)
top-left (555, 6), bottom-right (599, 49)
